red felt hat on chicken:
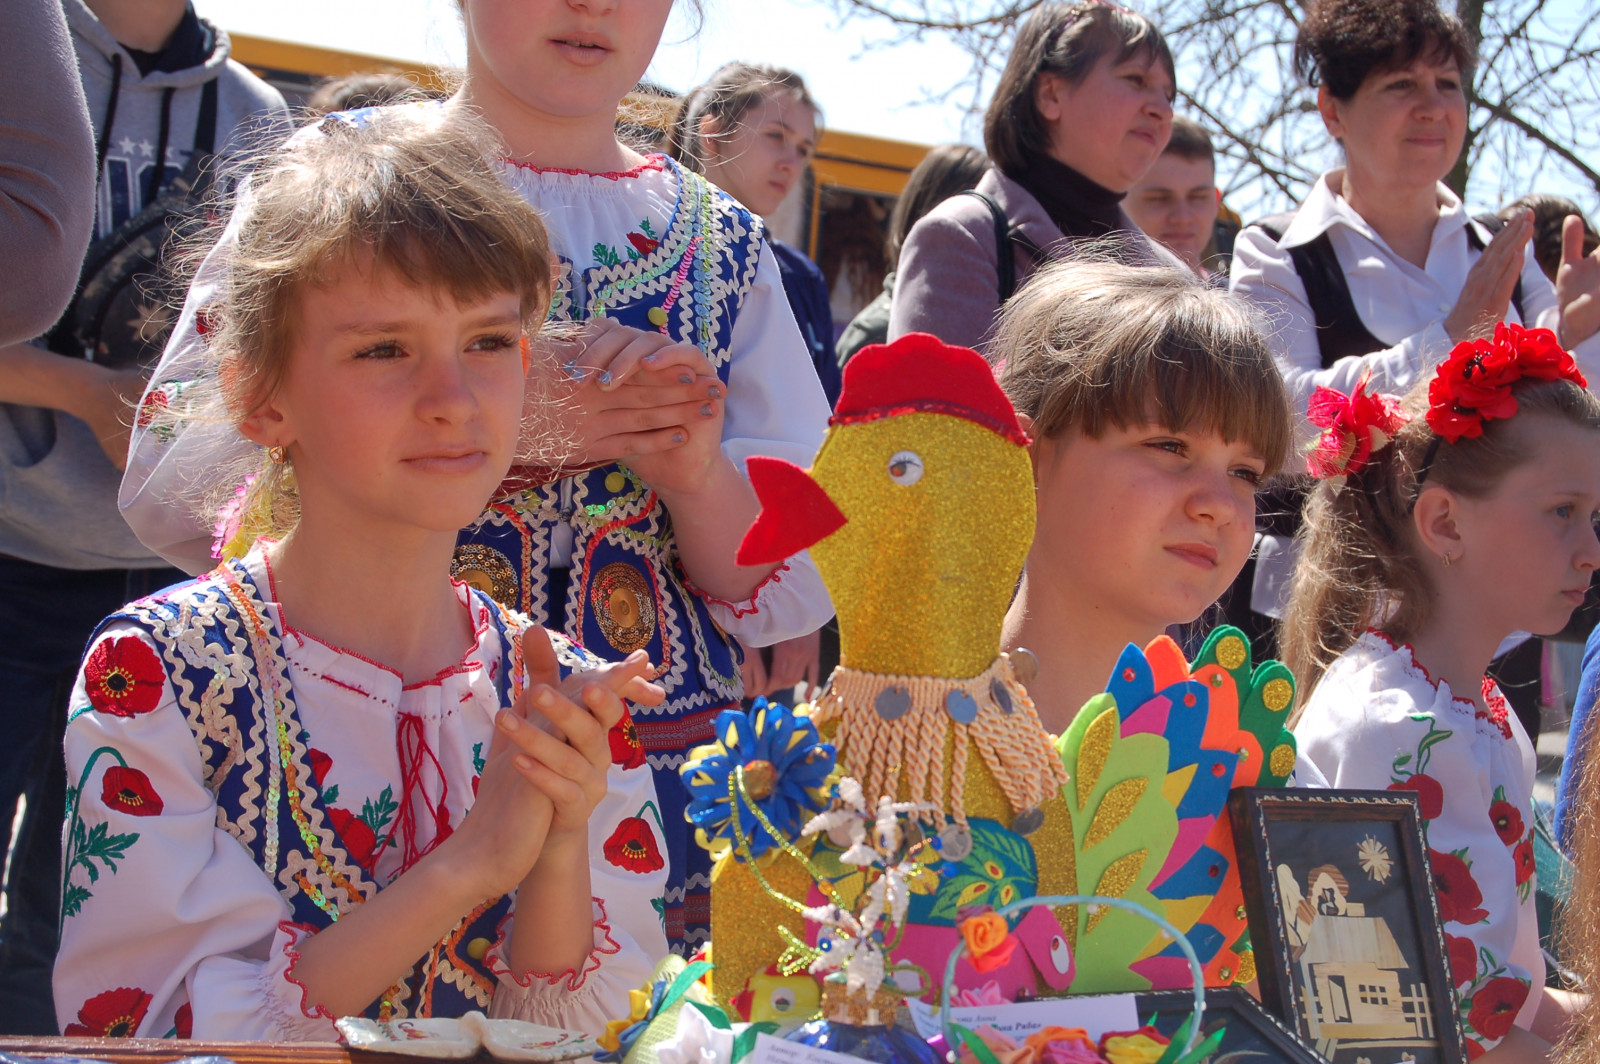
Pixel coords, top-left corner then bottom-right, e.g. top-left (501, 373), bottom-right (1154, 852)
top-left (830, 332), bottom-right (1030, 446)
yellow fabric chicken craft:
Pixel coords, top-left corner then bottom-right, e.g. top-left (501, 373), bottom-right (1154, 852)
top-left (684, 333), bottom-right (1296, 1019)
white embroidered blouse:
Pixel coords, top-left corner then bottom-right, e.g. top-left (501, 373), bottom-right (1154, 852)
top-left (53, 549), bottom-right (668, 1039)
top-left (1293, 631), bottom-right (1543, 1054)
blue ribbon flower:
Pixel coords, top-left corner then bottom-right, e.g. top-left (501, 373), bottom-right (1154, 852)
top-left (680, 698), bottom-right (837, 861)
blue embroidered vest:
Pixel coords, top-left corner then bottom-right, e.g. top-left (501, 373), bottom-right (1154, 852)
top-left (451, 160), bottom-right (765, 950)
top-left (96, 562), bottom-right (581, 1019)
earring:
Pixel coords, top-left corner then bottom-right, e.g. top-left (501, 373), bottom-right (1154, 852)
top-left (1441, 551), bottom-right (1456, 567)
top-left (267, 446), bottom-right (286, 465)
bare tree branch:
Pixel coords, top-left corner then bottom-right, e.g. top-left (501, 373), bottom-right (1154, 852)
top-left (819, 0), bottom-right (1600, 217)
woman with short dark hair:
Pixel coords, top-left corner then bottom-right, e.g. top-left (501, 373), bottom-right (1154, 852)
top-left (1232, 0), bottom-right (1600, 415)
top-left (1225, 0), bottom-right (1600, 743)
top-left (888, 2), bottom-right (1180, 356)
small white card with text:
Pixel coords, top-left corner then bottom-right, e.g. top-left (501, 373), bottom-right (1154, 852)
top-left (748, 1032), bottom-right (862, 1064)
top-left (906, 995), bottom-right (1141, 1043)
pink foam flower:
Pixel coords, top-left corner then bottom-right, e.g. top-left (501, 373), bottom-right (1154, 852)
top-left (1306, 373), bottom-right (1410, 492)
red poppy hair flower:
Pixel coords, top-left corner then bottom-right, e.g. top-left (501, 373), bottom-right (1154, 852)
top-left (603, 816), bottom-right (664, 874)
top-left (1467, 976), bottom-right (1529, 1044)
top-left (62, 985), bottom-right (153, 1036)
top-left (1426, 323), bottom-right (1586, 443)
top-left (1306, 374), bottom-right (1410, 490)
top-left (83, 635), bottom-right (166, 717)
top-left (609, 710), bottom-right (647, 770)
top-left (101, 765), bottom-right (163, 817)
top-left (1430, 849), bottom-right (1490, 926)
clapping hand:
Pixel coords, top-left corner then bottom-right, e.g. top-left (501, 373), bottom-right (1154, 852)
top-left (1558, 214), bottom-right (1600, 349)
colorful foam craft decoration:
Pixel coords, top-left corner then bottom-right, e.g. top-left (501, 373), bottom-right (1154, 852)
top-left (684, 333), bottom-right (1298, 1009)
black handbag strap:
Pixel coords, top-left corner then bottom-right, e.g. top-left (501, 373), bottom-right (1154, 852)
top-left (962, 189), bottom-right (1017, 304)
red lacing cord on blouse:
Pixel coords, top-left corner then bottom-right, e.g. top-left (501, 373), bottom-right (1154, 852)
top-left (373, 712), bottom-right (453, 872)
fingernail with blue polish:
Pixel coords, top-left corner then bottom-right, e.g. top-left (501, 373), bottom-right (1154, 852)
top-left (708, 385), bottom-right (722, 398)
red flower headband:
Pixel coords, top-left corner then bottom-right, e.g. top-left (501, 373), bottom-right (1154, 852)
top-left (1426, 323), bottom-right (1587, 443)
top-left (1306, 373), bottom-right (1410, 491)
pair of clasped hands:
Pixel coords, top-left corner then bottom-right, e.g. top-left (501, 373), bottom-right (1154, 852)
top-left (538, 316), bottom-right (729, 496)
top-left (528, 317), bottom-right (824, 702)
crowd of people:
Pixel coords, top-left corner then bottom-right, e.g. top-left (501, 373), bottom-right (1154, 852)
top-left (6, 0), bottom-right (1600, 1059)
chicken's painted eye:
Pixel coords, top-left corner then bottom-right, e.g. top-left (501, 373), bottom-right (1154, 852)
top-left (887, 450), bottom-right (924, 485)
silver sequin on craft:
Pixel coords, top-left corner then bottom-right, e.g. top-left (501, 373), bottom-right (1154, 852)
top-left (991, 678), bottom-right (1014, 714)
top-left (938, 822), bottom-right (974, 861)
top-left (875, 685), bottom-right (911, 720)
top-left (1011, 806), bottom-right (1044, 836)
top-left (945, 689), bottom-right (979, 724)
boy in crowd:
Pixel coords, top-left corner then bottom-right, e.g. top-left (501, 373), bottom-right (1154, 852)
top-left (1124, 116), bottom-right (1222, 280)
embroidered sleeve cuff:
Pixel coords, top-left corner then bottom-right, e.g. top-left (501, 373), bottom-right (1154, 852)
top-left (684, 562), bottom-right (789, 621)
top-left (692, 552), bottom-right (833, 646)
top-left (485, 896), bottom-right (621, 993)
top-left (262, 921), bottom-right (340, 1040)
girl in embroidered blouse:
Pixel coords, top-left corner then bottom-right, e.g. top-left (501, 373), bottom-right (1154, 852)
top-left (993, 259), bottom-right (1293, 734)
top-left (1281, 325), bottom-right (1600, 1061)
top-left (118, 0), bottom-right (833, 954)
top-left (54, 108), bottom-right (671, 1039)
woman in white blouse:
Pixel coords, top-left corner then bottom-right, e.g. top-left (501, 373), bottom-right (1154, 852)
top-left (1232, 0), bottom-right (1600, 409)
top-left (1224, 0), bottom-right (1600, 682)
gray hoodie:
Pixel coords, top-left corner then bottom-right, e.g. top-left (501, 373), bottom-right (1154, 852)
top-left (0, 1), bottom-right (287, 570)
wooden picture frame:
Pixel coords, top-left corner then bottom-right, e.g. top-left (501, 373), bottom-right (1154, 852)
top-left (1132, 986), bottom-right (1327, 1063)
top-left (1228, 788), bottom-right (1465, 1064)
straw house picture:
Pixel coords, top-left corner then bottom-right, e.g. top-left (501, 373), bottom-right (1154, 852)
top-left (1232, 790), bottom-right (1463, 1064)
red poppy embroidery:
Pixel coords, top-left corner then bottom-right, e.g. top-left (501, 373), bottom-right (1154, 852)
top-left (1514, 838), bottom-right (1535, 886)
top-left (603, 817), bottom-right (663, 873)
top-left (1468, 975), bottom-right (1529, 1043)
top-left (307, 748), bottom-right (332, 786)
top-left (327, 807), bottom-right (378, 870)
top-left (1489, 799), bottom-right (1524, 847)
top-left (135, 389), bottom-right (168, 429)
top-left (609, 710), bottom-right (646, 769)
top-left (83, 635), bottom-right (166, 717)
top-left (627, 232), bottom-right (659, 256)
top-left (62, 985), bottom-right (152, 1036)
top-left (1430, 849), bottom-right (1490, 925)
top-left (101, 765), bottom-right (163, 817)
top-left (1388, 773), bottom-right (1444, 820)
top-left (1446, 933), bottom-right (1477, 988)
top-left (173, 1001), bottom-right (192, 1038)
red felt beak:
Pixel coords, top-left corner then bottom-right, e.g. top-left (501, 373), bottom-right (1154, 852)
top-left (737, 456), bottom-right (848, 567)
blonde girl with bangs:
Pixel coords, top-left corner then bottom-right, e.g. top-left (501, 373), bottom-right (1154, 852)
top-left (118, 0), bottom-right (834, 956)
top-left (1284, 326), bottom-right (1600, 1061)
top-left (53, 109), bottom-right (669, 1039)
top-left (995, 257), bottom-right (1293, 731)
